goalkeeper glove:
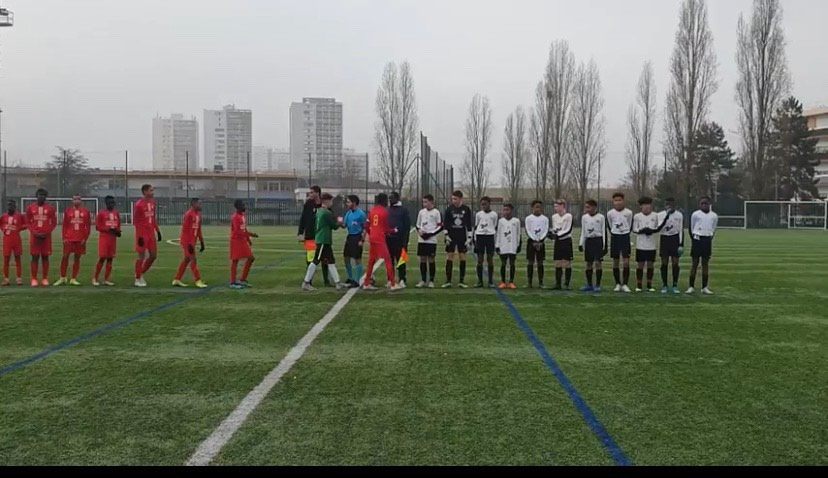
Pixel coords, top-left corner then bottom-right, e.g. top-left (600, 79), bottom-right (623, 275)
top-left (200, 241), bottom-right (205, 253)
top-left (677, 246), bottom-right (684, 257)
top-left (495, 247), bottom-right (501, 255)
top-left (156, 230), bottom-right (163, 241)
top-left (578, 245), bottom-right (584, 253)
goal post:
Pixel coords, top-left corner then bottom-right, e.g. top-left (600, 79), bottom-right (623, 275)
top-left (19, 197), bottom-right (100, 224)
top-left (743, 200), bottom-right (827, 230)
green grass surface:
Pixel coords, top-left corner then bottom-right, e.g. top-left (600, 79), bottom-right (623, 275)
top-left (1, 227), bottom-right (826, 465)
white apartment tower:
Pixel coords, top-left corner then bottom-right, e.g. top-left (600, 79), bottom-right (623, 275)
top-left (204, 104), bottom-right (253, 172)
top-left (152, 114), bottom-right (199, 171)
top-left (290, 98), bottom-right (343, 176)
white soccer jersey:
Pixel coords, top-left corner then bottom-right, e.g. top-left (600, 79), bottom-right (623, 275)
top-left (550, 213), bottom-right (574, 241)
top-left (496, 217), bottom-right (521, 255)
top-left (416, 208), bottom-right (442, 244)
top-left (579, 213), bottom-right (606, 247)
top-left (633, 212), bottom-right (660, 251)
top-left (525, 214), bottom-right (549, 242)
top-left (475, 210), bottom-right (499, 237)
top-left (607, 208), bottom-right (633, 236)
top-left (691, 210), bottom-right (718, 238)
top-left (657, 210), bottom-right (684, 238)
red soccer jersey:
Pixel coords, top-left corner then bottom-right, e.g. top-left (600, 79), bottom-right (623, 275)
top-left (25, 203), bottom-right (57, 236)
top-left (133, 198), bottom-right (159, 238)
top-left (366, 206), bottom-right (392, 243)
top-left (96, 209), bottom-right (121, 237)
top-left (0, 212), bottom-right (26, 240)
top-left (62, 207), bottom-right (92, 243)
top-left (180, 209), bottom-right (202, 246)
top-left (230, 211), bottom-right (250, 242)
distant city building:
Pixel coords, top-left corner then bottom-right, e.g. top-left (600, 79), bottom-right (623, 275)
top-left (290, 97), bottom-right (343, 175)
top-left (805, 107), bottom-right (828, 198)
top-left (204, 104), bottom-right (252, 172)
top-left (254, 146), bottom-right (292, 172)
top-left (152, 114), bottom-right (199, 171)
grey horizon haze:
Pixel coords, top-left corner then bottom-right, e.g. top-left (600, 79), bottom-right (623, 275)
top-left (0, 0), bottom-right (825, 188)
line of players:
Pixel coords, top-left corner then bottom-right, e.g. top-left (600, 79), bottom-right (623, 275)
top-left (0, 185), bottom-right (258, 289)
top-left (318, 189), bottom-right (719, 295)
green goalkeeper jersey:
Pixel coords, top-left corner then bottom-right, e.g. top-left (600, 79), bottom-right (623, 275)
top-left (314, 207), bottom-right (339, 245)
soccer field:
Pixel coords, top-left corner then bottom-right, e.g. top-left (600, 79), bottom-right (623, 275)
top-left (0, 226), bottom-right (826, 465)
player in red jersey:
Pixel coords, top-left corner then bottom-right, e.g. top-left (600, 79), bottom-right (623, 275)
top-left (25, 188), bottom-right (58, 287)
top-left (1, 199), bottom-right (27, 286)
top-left (93, 195), bottom-right (121, 287)
top-left (54, 194), bottom-right (92, 286)
top-left (364, 193), bottom-right (400, 291)
top-left (133, 184), bottom-right (162, 287)
top-left (230, 199), bottom-right (258, 289)
top-left (173, 198), bottom-right (207, 288)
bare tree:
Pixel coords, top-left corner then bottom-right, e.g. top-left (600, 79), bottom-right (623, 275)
top-left (736, 0), bottom-right (790, 200)
top-left (545, 40), bottom-right (577, 199)
top-left (374, 61), bottom-right (419, 192)
top-left (502, 106), bottom-right (529, 202)
top-left (461, 94), bottom-right (493, 205)
top-left (529, 82), bottom-right (550, 203)
top-left (567, 60), bottom-right (606, 207)
top-left (663, 0), bottom-right (719, 210)
top-left (625, 61), bottom-right (657, 197)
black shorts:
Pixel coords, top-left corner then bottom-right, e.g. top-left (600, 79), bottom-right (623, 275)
top-left (636, 249), bottom-right (657, 263)
top-left (610, 234), bottom-right (631, 259)
top-left (660, 235), bottom-right (680, 258)
top-left (445, 233), bottom-right (469, 254)
top-left (691, 236), bottom-right (713, 259)
top-left (387, 238), bottom-right (404, 262)
top-left (313, 243), bottom-right (335, 265)
top-left (584, 237), bottom-right (605, 263)
top-left (474, 235), bottom-right (496, 255)
top-left (344, 234), bottom-right (363, 259)
top-left (553, 238), bottom-right (574, 261)
top-left (417, 242), bottom-right (437, 258)
top-left (526, 239), bottom-right (546, 262)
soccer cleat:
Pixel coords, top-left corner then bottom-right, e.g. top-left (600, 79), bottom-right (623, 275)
top-left (498, 282), bottom-right (507, 289)
top-left (16, 278), bottom-right (22, 286)
top-left (635, 287), bottom-right (643, 293)
top-left (427, 282), bottom-right (435, 289)
top-left (580, 285), bottom-right (595, 293)
top-left (416, 281), bottom-right (426, 288)
top-left (301, 282), bottom-right (316, 291)
top-left (474, 282), bottom-right (484, 289)
top-left (672, 287), bottom-right (681, 295)
top-left (442, 283), bottom-right (452, 288)
top-left (593, 286), bottom-right (602, 293)
top-left (685, 287), bottom-right (695, 295)
top-left (621, 285), bottom-right (632, 293)
top-left (104, 281), bottom-right (116, 287)
top-left (69, 279), bottom-right (82, 286)
top-left (509, 283), bottom-right (517, 289)
top-left (613, 284), bottom-right (622, 292)
top-left (661, 286), bottom-right (669, 294)
top-left (195, 280), bottom-right (208, 289)
top-left (702, 287), bottom-right (714, 295)
top-left (1, 278), bottom-right (9, 287)
top-left (172, 280), bottom-right (189, 288)
top-left (134, 278), bottom-right (147, 288)
top-left (648, 287), bottom-right (656, 293)
top-left (458, 283), bottom-right (468, 289)
top-left (389, 283), bottom-right (403, 292)
top-left (41, 279), bottom-right (50, 287)
top-left (335, 282), bottom-right (345, 290)
top-left (239, 280), bottom-right (251, 288)
top-left (53, 278), bottom-right (67, 287)
top-left (362, 284), bottom-right (378, 291)
top-left (230, 282), bottom-right (245, 290)
top-left (92, 279), bottom-right (101, 287)
top-left (398, 280), bottom-right (407, 289)
top-left (31, 279), bottom-right (39, 288)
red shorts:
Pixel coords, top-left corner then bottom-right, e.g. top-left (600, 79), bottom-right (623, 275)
top-left (3, 238), bottom-right (22, 257)
top-left (63, 241), bottom-right (87, 256)
top-left (29, 234), bottom-right (53, 256)
top-left (99, 236), bottom-right (117, 259)
top-left (230, 240), bottom-right (252, 261)
top-left (181, 242), bottom-right (196, 258)
top-left (135, 233), bottom-right (157, 255)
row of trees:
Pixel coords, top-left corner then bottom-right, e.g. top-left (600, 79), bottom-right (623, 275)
top-left (372, 0), bottom-right (821, 207)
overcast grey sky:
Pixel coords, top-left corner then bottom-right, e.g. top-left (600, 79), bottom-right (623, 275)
top-left (0, 0), bottom-right (826, 186)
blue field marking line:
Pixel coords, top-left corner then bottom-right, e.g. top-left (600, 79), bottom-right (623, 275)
top-left (494, 289), bottom-right (633, 466)
top-left (0, 254), bottom-right (301, 379)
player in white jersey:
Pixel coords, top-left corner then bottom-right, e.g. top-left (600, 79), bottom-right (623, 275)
top-left (548, 199), bottom-right (574, 290)
top-left (607, 192), bottom-right (634, 292)
top-left (632, 196), bottom-right (660, 292)
top-left (654, 197), bottom-right (684, 294)
top-left (474, 197), bottom-right (499, 288)
top-left (525, 200), bottom-right (549, 288)
top-left (415, 194), bottom-right (442, 288)
top-left (579, 199), bottom-right (607, 292)
top-left (687, 196), bottom-right (718, 295)
top-left (495, 203), bottom-right (521, 288)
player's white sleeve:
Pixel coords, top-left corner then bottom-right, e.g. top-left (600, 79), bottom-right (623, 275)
top-left (579, 216), bottom-right (586, 247)
top-left (416, 210), bottom-right (424, 231)
top-left (495, 221), bottom-right (501, 249)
